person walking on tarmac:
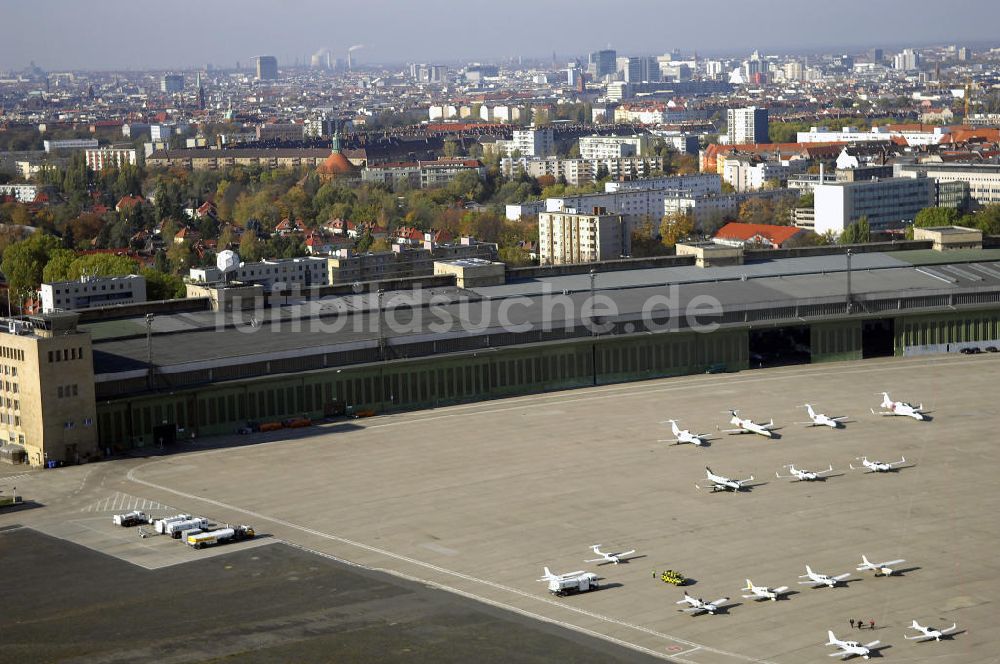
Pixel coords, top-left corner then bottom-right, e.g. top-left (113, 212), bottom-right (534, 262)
top-left (849, 619), bottom-right (855, 629)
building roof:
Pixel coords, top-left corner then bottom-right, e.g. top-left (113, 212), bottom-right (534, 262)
top-left (318, 150), bottom-right (355, 175)
top-left (714, 222), bottom-right (803, 246)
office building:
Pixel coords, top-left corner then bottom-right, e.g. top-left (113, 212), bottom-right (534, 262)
top-left (588, 49), bottom-right (617, 79)
top-left (624, 56), bottom-right (660, 83)
top-left (895, 163), bottom-right (1000, 209)
top-left (256, 123), bottom-right (305, 142)
top-left (40, 275), bottom-right (147, 313)
top-left (0, 313), bottom-right (99, 466)
top-left (327, 240), bottom-right (497, 284)
top-left (813, 177), bottom-right (935, 236)
top-left (727, 107), bottom-right (769, 145)
top-left (256, 55), bottom-right (279, 80)
top-left (42, 138), bottom-right (99, 153)
top-left (538, 211), bottom-right (631, 264)
top-left (160, 74), bottom-right (184, 93)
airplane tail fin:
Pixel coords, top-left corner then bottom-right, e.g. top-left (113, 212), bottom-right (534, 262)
top-left (827, 630), bottom-right (838, 645)
top-left (743, 579), bottom-right (753, 590)
top-left (882, 392), bottom-right (891, 407)
top-left (543, 566), bottom-right (552, 579)
top-left (805, 565), bottom-right (814, 575)
top-left (911, 620), bottom-right (920, 629)
top-left (861, 554), bottom-right (871, 566)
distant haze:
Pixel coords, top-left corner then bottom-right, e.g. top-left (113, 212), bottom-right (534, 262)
top-left (3, 0), bottom-right (999, 70)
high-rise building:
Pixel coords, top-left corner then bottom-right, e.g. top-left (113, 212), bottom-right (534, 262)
top-left (893, 49), bottom-right (919, 71)
top-left (511, 128), bottom-right (554, 158)
top-left (256, 55), bottom-right (278, 80)
top-left (624, 56), bottom-right (660, 83)
top-left (727, 107), bottom-right (769, 145)
top-left (538, 211), bottom-right (631, 264)
top-left (160, 74), bottom-right (183, 93)
top-left (588, 49), bottom-right (617, 79)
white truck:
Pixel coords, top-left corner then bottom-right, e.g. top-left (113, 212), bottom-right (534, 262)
top-left (165, 517), bottom-right (210, 539)
top-left (112, 511), bottom-right (149, 527)
top-left (538, 567), bottom-right (600, 596)
top-left (186, 525), bottom-right (255, 549)
top-left (153, 514), bottom-right (192, 534)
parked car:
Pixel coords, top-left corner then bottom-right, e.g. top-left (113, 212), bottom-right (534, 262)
top-left (960, 347), bottom-right (982, 354)
top-left (985, 346), bottom-right (998, 353)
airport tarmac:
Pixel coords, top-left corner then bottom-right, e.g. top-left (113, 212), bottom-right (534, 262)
top-left (3, 354), bottom-right (997, 662)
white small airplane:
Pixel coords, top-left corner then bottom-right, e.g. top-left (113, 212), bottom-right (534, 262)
top-left (719, 410), bottom-right (776, 438)
top-left (871, 392), bottom-right (926, 420)
top-left (697, 466), bottom-right (755, 492)
top-left (538, 566), bottom-right (588, 582)
top-left (659, 419), bottom-right (711, 446)
top-left (904, 619), bottom-right (958, 642)
top-left (857, 554), bottom-right (905, 576)
top-left (676, 592), bottom-right (729, 615)
top-left (799, 565), bottom-right (850, 588)
top-left (850, 456), bottom-right (907, 473)
top-left (798, 404), bottom-right (847, 428)
top-left (741, 579), bottom-right (789, 601)
top-left (826, 630), bottom-right (879, 660)
top-left (585, 544), bottom-right (636, 565)
top-left (776, 464), bottom-right (835, 482)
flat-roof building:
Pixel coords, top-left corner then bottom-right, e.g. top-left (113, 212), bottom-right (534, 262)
top-left (538, 211), bottom-right (631, 264)
top-left (814, 177), bottom-right (935, 236)
top-left (40, 275), bottom-right (146, 313)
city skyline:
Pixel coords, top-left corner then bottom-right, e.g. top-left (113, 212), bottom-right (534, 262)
top-left (4, 0), bottom-right (1000, 71)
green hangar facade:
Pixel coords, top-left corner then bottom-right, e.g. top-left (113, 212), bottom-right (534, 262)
top-left (81, 246), bottom-right (1000, 453)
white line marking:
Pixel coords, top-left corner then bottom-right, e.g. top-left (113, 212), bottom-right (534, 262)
top-left (126, 465), bottom-right (776, 664)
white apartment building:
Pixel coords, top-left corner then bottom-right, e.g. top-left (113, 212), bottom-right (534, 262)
top-left (895, 163), bottom-right (1000, 208)
top-left (538, 211), bottom-right (631, 264)
top-left (501, 156), bottom-right (665, 186)
top-left (549, 175), bottom-right (723, 222)
top-left (727, 107), bottom-right (769, 145)
top-left (579, 134), bottom-right (650, 160)
top-left (0, 184), bottom-right (39, 203)
top-left (604, 173), bottom-right (722, 196)
top-left (189, 257), bottom-right (330, 290)
top-left (41, 275), bottom-right (147, 312)
top-left (721, 158), bottom-right (809, 192)
top-left (84, 148), bottom-right (137, 171)
top-left (814, 177), bottom-right (935, 236)
top-left (511, 128), bottom-right (554, 158)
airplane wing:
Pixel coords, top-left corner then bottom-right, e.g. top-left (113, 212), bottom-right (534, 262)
top-left (675, 598), bottom-right (691, 605)
top-left (903, 633), bottom-right (930, 641)
top-left (941, 623), bottom-right (958, 635)
top-left (863, 640), bottom-right (880, 648)
top-left (584, 557), bottom-right (608, 563)
top-left (889, 458), bottom-right (907, 468)
top-left (881, 558), bottom-right (905, 567)
top-left (831, 416), bottom-right (848, 422)
top-left (657, 438), bottom-right (682, 444)
top-left (772, 585), bottom-right (789, 594)
top-left (870, 408), bottom-right (894, 416)
top-left (817, 465), bottom-right (835, 476)
top-left (617, 549), bottom-right (636, 557)
top-left (708, 597), bottom-right (729, 607)
top-left (828, 652), bottom-right (850, 658)
top-left (718, 428), bottom-right (744, 434)
top-left (832, 573), bottom-right (851, 581)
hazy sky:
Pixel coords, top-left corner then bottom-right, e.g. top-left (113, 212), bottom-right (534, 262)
top-left (4, 0), bottom-right (1000, 71)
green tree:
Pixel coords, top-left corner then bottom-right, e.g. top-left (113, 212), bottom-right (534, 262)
top-left (41, 248), bottom-right (76, 282)
top-left (1, 233), bottom-right (61, 300)
top-left (167, 240), bottom-right (195, 273)
top-left (141, 268), bottom-right (186, 300)
top-left (973, 205), bottom-right (1000, 234)
top-left (914, 206), bottom-right (960, 228)
top-left (839, 216), bottom-right (871, 244)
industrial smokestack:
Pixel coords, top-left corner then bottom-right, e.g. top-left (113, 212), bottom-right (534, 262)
top-left (347, 44), bottom-right (364, 71)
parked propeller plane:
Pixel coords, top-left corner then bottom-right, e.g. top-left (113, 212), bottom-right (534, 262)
top-left (798, 404), bottom-right (847, 428)
top-left (871, 392), bottom-right (926, 420)
top-left (697, 467), bottom-right (755, 492)
top-left (659, 420), bottom-right (711, 446)
top-left (776, 464), bottom-right (835, 482)
top-left (741, 579), bottom-right (789, 601)
top-left (719, 410), bottom-right (776, 438)
top-left (585, 544), bottom-right (636, 565)
top-left (826, 631), bottom-right (879, 660)
top-left (857, 554), bottom-right (905, 576)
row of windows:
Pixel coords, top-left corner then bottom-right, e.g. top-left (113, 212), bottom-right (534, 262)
top-left (2, 365), bottom-right (17, 377)
top-left (1, 347), bottom-right (25, 362)
top-left (57, 384), bottom-right (79, 398)
top-left (0, 413), bottom-right (20, 427)
top-left (48, 347), bottom-right (84, 363)
top-left (2, 381), bottom-right (18, 394)
top-left (63, 418), bottom-right (93, 429)
top-left (2, 398), bottom-right (19, 411)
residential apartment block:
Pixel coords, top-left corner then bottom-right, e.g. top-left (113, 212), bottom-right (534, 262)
top-left (538, 211), bottom-right (631, 264)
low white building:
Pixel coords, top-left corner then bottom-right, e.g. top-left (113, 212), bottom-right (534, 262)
top-left (41, 275), bottom-right (147, 312)
top-left (0, 184), bottom-right (39, 203)
top-left (189, 257), bottom-right (330, 290)
top-left (43, 138), bottom-right (99, 153)
top-left (895, 163), bottom-right (1000, 208)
